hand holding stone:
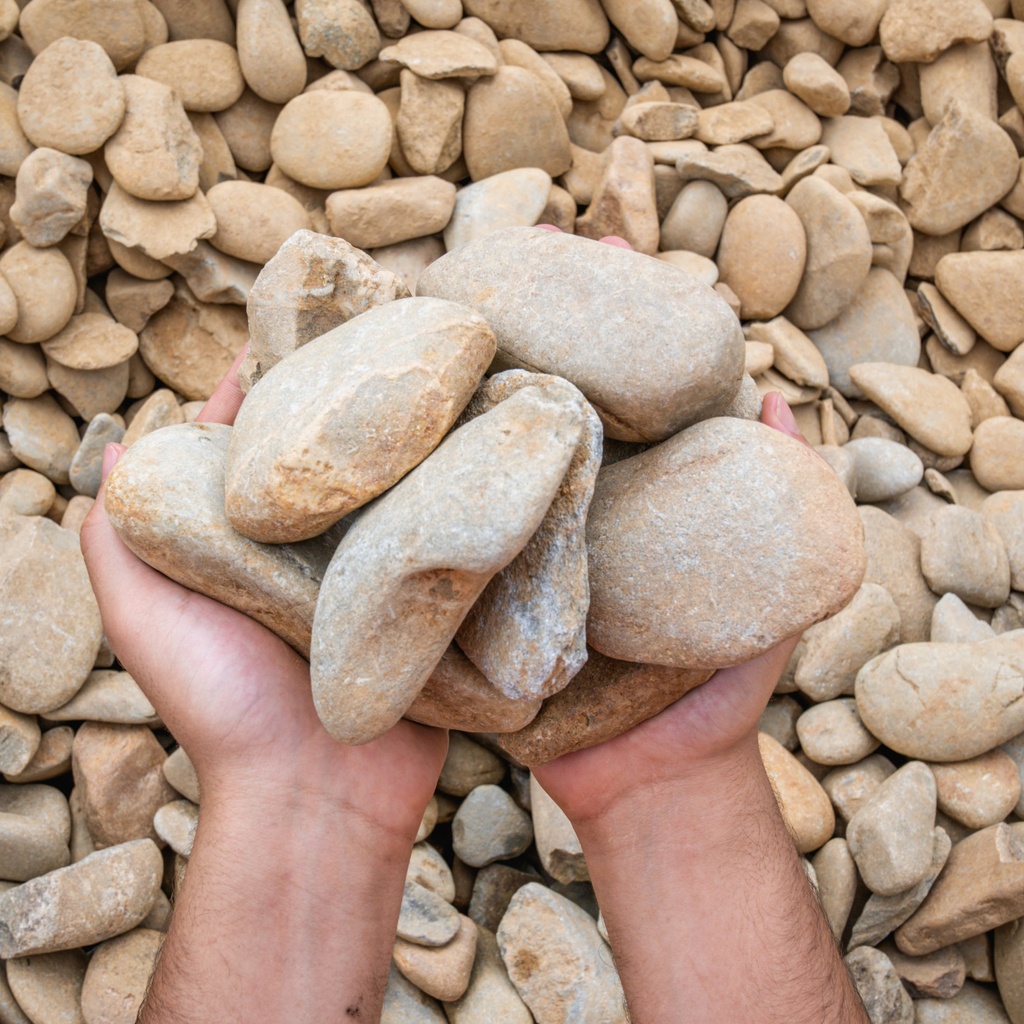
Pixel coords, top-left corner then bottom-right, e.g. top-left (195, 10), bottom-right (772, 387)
top-left (80, 351), bottom-right (447, 840)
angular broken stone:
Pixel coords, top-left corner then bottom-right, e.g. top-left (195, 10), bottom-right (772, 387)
top-left (226, 297), bottom-right (495, 544)
top-left (0, 513), bottom-right (102, 715)
top-left (10, 146), bottom-right (93, 247)
top-left (454, 371), bottom-right (601, 701)
top-left (0, 839), bottom-right (163, 957)
top-left (856, 633), bottom-right (1024, 762)
top-left (99, 182), bottom-right (217, 262)
top-left (241, 229), bottom-right (410, 391)
top-left (417, 226), bottom-right (745, 442)
top-left (586, 417), bottom-right (865, 668)
top-left (498, 648), bottom-right (712, 765)
top-left (674, 142), bottom-right (784, 198)
top-left (311, 385), bottom-right (584, 744)
top-left (529, 774), bottom-right (587, 884)
top-left (844, 946), bottom-right (915, 1024)
top-left (104, 423), bottom-right (344, 658)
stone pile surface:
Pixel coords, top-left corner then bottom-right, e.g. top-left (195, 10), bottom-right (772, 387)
top-left (0, 0), bottom-right (1022, 1022)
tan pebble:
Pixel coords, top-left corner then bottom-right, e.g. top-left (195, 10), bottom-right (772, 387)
top-left (812, 838), bottom-right (858, 943)
top-left (566, 65), bottom-right (627, 153)
top-left (746, 317), bottom-right (828, 389)
top-left (935, 251), bottom-right (1024, 352)
top-left (270, 90), bottom-right (392, 190)
top-left (445, 925), bottom-right (532, 1024)
top-left (920, 41), bottom-right (998, 126)
top-left (120, 389), bottom-right (185, 447)
top-left (798, 698), bottom-right (882, 766)
top-left (147, 0), bottom-right (234, 42)
top-left (529, 774), bottom-right (587, 883)
top-left (19, 0), bottom-right (149, 69)
top-left (0, 339), bottom-right (48, 399)
top-left (81, 928), bottom-right (164, 1024)
top-left (962, 208), bottom-right (1024, 253)
top-left (4, 725), bottom-right (74, 784)
top-left (206, 180), bottom-right (310, 264)
top-left (716, 195), bottom-right (805, 319)
top-left (744, 339), bottom-right (774, 377)
top-left (616, 100), bottom-right (698, 142)
top-left (727, 0), bottom-right (781, 49)
top-left (463, 66), bottom-right (571, 181)
top-left (162, 241), bottom-right (260, 307)
top-left (0, 242), bottom-right (77, 344)
top-left (880, 0), bottom-right (994, 64)
top-left (759, 732), bottom-right (836, 853)
top-left (380, 29), bottom-right (499, 79)
top-left (236, 0), bottom-right (307, 103)
top-left (47, 357), bottom-right (130, 422)
top-left (163, 747), bottom-right (199, 804)
top-left (1, 393), bottom-right (79, 485)
top-left (783, 51), bottom-right (851, 116)
top-left (929, 750), bottom-right (1022, 830)
top-left (695, 100), bottom-right (773, 145)
top-left (821, 116), bottom-right (902, 187)
top-left (0, 467), bottom-right (55, 516)
top-left (394, 915), bottom-right (479, 1002)
top-left (10, 148), bottom-right (93, 248)
top-left (602, 0), bottom-right (677, 61)
top-left (73, 722), bottom-right (176, 848)
top-left (296, 0), bottom-right (381, 70)
top-left (0, 783), bottom-right (70, 882)
top-left (189, 111), bottom-right (237, 193)
top-left (0, 839), bottom-right (163, 956)
top-left (920, 504), bottom-right (1011, 609)
top-left (746, 90), bottom-right (823, 151)
top-left (153, 799), bottom-right (197, 856)
top-left (918, 283), bottom-right (976, 357)
top-left (6, 950), bottom-right (87, 1024)
top-left (982, 490), bottom-right (1024, 593)
top-left (438, 734), bottom-right (505, 798)
top-left (660, 179), bottom-right (727, 255)
top-left (542, 51), bottom-right (607, 100)
top-left (969, 416), bottom-right (1024, 491)
top-left (931, 592), bottom-right (996, 644)
top-left (403, 0), bottom-right (462, 29)
top-left (498, 39), bottom-right (573, 120)
top-left (40, 313), bottom-right (138, 372)
top-left (100, 182), bottom-right (216, 264)
top-left (0, 703), bottom-right (41, 776)
top-left (397, 70), bottom-right (464, 176)
top-left (46, 670), bottom-right (157, 726)
top-left (900, 101), bottom-right (1018, 237)
top-left (215, 88), bottom-right (280, 173)
top-left (136, 39), bottom-right (245, 113)
top-left (105, 270), bottom-right (175, 335)
top-left (104, 75), bottom-right (202, 202)
top-left (106, 237), bottom-right (174, 282)
top-left (326, 176), bottom-right (456, 250)
top-left (656, 250), bottom-right (718, 285)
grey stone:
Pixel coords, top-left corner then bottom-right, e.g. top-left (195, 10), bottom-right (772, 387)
top-left (437, 733), bottom-right (505, 798)
top-left (398, 881), bottom-right (461, 948)
top-left (381, 960), bottom-right (447, 1022)
top-left (843, 946), bottom-right (914, 1024)
top-left (920, 505), bottom-right (1012, 609)
top-left (530, 774), bottom-right (587, 884)
top-left (452, 785), bottom-right (533, 868)
top-left (69, 413), bottom-right (125, 498)
top-left (468, 864), bottom-right (538, 934)
top-left (444, 926), bottom-right (533, 1024)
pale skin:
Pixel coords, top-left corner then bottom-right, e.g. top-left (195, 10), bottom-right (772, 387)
top-left (80, 236), bottom-right (869, 1024)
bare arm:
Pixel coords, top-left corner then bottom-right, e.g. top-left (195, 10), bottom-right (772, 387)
top-left (534, 394), bottom-right (869, 1024)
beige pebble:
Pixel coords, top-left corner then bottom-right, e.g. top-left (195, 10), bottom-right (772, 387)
top-left (920, 504), bottom-right (1011, 609)
top-left (162, 747), bottom-right (199, 804)
top-left (215, 88), bottom-right (280, 173)
top-left (397, 70), bottom-right (464, 176)
top-left (992, 347), bottom-right (1024, 419)
top-left (0, 241), bottom-right (78, 344)
top-left (10, 147), bottom-right (93, 249)
top-left (407, 841), bottom-right (453, 900)
top-left (935, 251), bottom-right (1024, 352)
top-left (931, 592), bottom-right (996, 644)
top-left (617, 100), bottom-right (699, 141)
top-left (6, 950), bottom-right (87, 1024)
top-left (443, 168), bottom-right (551, 251)
top-left (0, 839), bottom-right (163, 956)
top-left (394, 915), bottom-right (478, 1002)
top-left (46, 356), bottom-right (131, 422)
top-left (17, 38), bottom-right (125, 154)
top-left (542, 51), bottom-right (607, 99)
top-left (969, 416), bottom-right (1024, 491)
top-left (530, 774), bottom-right (587, 884)
top-left (438, 733), bottom-right (505, 798)
top-left (105, 270), bottom-right (174, 335)
top-left (659, 179), bottom-right (726, 255)
top-left (759, 732), bottom-right (836, 853)
top-left (812, 838), bottom-right (858, 943)
top-left (1, 393), bottom-right (79, 485)
top-left (696, 100), bottom-right (773, 145)
top-left (676, 142), bottom-right (784, 198)
top-left (4, 725), bottom-right (74, 785)
top-left (19, 0), bottom-right (150, 70)
top-left (206, 180), bottom-right (310, 264)
top-left (0, 702), bottom-right (41, 776)
top-left (81, 928), bottom-right (164, 1024)
top-left (929, 750), bottom-right (1022, 830)
top-left (0, 467), bottom-right (55, 516)
top-left (104, 75), bottom-right (203, 202)
top-left (153, 799), bottom-right (197, 857)
top-left (40, 313), bottom-right (138, 372)
top-left (46, 670), bottom-right (157, 726)
top-left (380, 29), bottom-right (499, 79)
top-left (236, 0), bottom-right (307, 103)
top-left (879, 0), bottom-right (994, 64)
top-left (296, 0), bottom-right (381, 70)
top-left (100, 182), bottom-right (216, 263)
top-left (326, 176), bottom-right (456, 250)
top-left (445, 925), bottom-right (533, 1024)
top-left (0, 783), bottom-right (70, 882)
top-left (783, 51), bottom-right (851, 116)
top-left (716, 194), bottom-right (806, 319)
top-left (798, 698), bottom-right (882, 766)
top-left (981, 490), bottom-right (1024, 593)
top-left (0, 334), bottom-right (46, 399)
top-left (0, 84), bottom-right (30, 178)
top-left (270, 90), bottom-right (392, 190)
top-left (136, 39), bottom-right (245, 113)
top-left (843, 437), bottom-right (923, 502)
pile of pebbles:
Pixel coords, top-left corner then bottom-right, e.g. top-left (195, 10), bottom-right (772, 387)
top-left (0, 0), bottom-right (1023, 1021)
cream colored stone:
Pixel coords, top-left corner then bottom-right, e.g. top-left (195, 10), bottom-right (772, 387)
top-left (46, 671), bottom-right (157, 726)
top-left (0, 242), bottom-right (77, 344)
top-left (783, 51), bottom-right (851, 117)
top-left (0, 467), bottom-right (53, 517)
top-left (396, 71), bottom-right (464, 176)
top-left (100, 183), bottom-right (216, 263)
top-left (236, 0), bottom-right (307, 103)
top-left (759, 732), bottom-right (836, 853)
top-left (443, 168), bottom-right (551, 251)
top-left (659, 179), bottom-right (727, 255)
top-left (879, 0), bottom-right (994, 63)
top-left (797, 698), bottom-right (881, 766)
top-left (929, 750), bottom-right (1022, 829)
top-left (81, 928), bottom-right (164, 1024)
top-left (6, 951), bottom-right (87, 1024)
top-left (459, 0), bottom-right (610, 53)
top-left (920, 504), bottom-right (1011, 608)
top-left (970, 417), bottom-right (1024, 491)
top-left (935, 251), bottom-right (1024, 352)
top-left (821, 116), bottom-right (902, 187)
top-left (326, 176), bottom-right (456, 250)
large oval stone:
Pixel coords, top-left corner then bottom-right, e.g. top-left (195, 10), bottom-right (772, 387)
top-left (310, 385), bottom-right (583, 744)
top-left (855, 632), bottom-right (1024, 763)
top-left (416, 226), bottom-right (745, 442)
top-left (104, 423), bottom-right (343, 657)
top-left (225, 297), bottom-right (496, 544)
top-left (586, 417), bottom-right (866, 667)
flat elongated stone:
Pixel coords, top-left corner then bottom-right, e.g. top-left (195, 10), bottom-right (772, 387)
top-left (760, 732), bottom-right (836, 853)
top-left (398, 880), bottom-right (461, 947)
top-left (105, 423), bottom-right (343, 658)
top-left (81, 928), bottom-right (164, 1024)
top-left (311, 386), bottom-right (583, 744)
top-left (460, 1), bottom-right (610, 53)
top-left (0, 513), bottom-right (102, 714)
top-left (455, 371), bottom-right (601, 700)
top-left (0, 839), bottom-right (163, 957)
top-left (226, 298), bottom-right (495, 543)
top-left (417, 226), bottom-right (745, 442)
top-left (498, 649), bottom-right (712, 765)
top-left (586, 417), bottom-right (865, 668)
top-left (855, 633), bottom-right (1024, 762)
top-left (242, 229), bottom-right (410, 392)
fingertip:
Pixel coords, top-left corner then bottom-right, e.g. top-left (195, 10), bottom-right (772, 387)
top-left (101, 443), bottom-right (126, 482)
top-left (599, 235), bottom-right (633, 250)
top-left (535, 223), bottom-right (561, 232)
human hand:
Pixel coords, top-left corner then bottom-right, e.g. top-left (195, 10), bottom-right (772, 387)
top-left (80, 347), bottom-right (447, 839)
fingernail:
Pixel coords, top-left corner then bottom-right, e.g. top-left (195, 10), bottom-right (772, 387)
top-left (100, 444), bottom-right (122, 482)
top-left (771, 393), bottom-right (800, 435)
top-left (535, 223), bottom-right (561, 232)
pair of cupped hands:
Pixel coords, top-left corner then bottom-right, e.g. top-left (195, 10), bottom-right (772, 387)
top-left (80, 230), bottom-right (810, 852)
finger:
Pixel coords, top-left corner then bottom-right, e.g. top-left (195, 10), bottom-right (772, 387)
top-left (760, 391), bottom-right (810, 447)
top-left (196, 342), bottom-right (249, 426)
top-left (535, 223), bottom-right (562, 232)
top-left (599, 235), bottom-right (633, 250)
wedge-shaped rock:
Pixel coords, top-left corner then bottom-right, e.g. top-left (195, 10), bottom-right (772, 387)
top-left (587, 417), bottom-right (866, 668)
top-left (455, 371), bottom-right (601, 701)
top-left (416, 226), bottom-right (745, 442)
top-left (104, 423), bottom-right (344, 658)
top-left (498, 649), bottom-right (712, 765)
top-left (856, 632), bottom-right (1024, 762)
top-left (311, 386), bottom-right (583, 744)
top-left (0, 839), bottom-right (163, 957)
top-left (226, 298), bottom-right (495, 544)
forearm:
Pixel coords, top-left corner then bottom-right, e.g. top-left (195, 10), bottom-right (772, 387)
top-left (575, 739), bottom-right (869, 1024)
top-left (141, 782), bottom-right (415, 1024)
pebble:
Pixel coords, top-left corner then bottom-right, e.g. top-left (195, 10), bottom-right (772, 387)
top-left (0, 838), bottom-right (163, 956)
top-left (467, 864), bottom-right (537, 934)
top-left (497, 882), bottom-right (628, 1024)
top-left (879, 0), bottom-right (994, 64)
top-left (452, 784), bottom-right (534, 868)
top-left (0, 783), bottom-right (70, 882)
top-left (394, 914), bottom-right (478, 1002)
top-left (295, 0), bottom-right (381, 70)
top-left (153, 799), bottom-right (198, 856)
top-left (380, 29), bottom-right (499, 79)
top-left (205, 180), bottom-right (310, 264)
top-left (162, 748), bottom-right (199, 805)
top-left (443, 168), bottom-right (552, 251)
top-left (759, 732), bottom-right (836, 853)
top-left (982, 491), bottom-right (1024, 593)
top-left (844, 946), bottom-right (915, 1024)
top-left (6, 726), bottom-right (74, 785)
top-left (235, 0), bottom-right (307, 103)
top-left (855, 633), bottom-right (1024, 762)
top-left (10, 147), bottom-right (93, 248)
top-left (660, 179), bottom-right (728, 256)
top-left (915, 980), bottom-right (1014, 1024)
top-left (270, 90), bottom-right (392, 190)
top-left (99, 182), bottom-right (217, 263)
top-left (811, 838), bottom-right (858, 942)
top-left (928, 750), bottom-right (1023, 829)
top-left (783, 51), bottom-right (852, 116)
top-left (0, 467), bottom-right (54, 517)
top-left (437, 734), bottom-right (505, 798)
top-left (80, 928), bottom-right (164, 1024)
top-left (675, 142), bottom-right (784, 198)
top-left (882, 939), bottom-right (966, 1000)
top-left (119, 388), bottom-right (184, 447)
top-left (398, 880), bottom-right (462, 947)
top-left (0, 241), bottom-right (78, 345)
top-left (935, 251), bottom-right (1024, 352)
top-left (784, 175), bottom-right (873, 331)
top-left (970, 417), bottom-right (1024, 491)
top-left (587, 416), bottom-right (864, 668)
top-left (796, 698), bottom-right (881, 766)
top-left (396, 71), bottom-right (464, 176)
top-left (16, 38), bottom-right (125, 154)
top-left (920, 504), bottom-right (1012, 609)
top-left (242, 229), bottom-right (410, 390)
top-left (896, 823), bottom-right (1024, 956)
top-left (745, 317), bottom-right (829, 390)
top-left (0, 703), bottom-right (41, 776)
top-left (381, 960), bottom-right (447, 1022)
top-left (444, 926), bottom-right (533, 1024)
top-left (461, 1), bottom-right (610, 53)
top-left (6, 950), bottom-right (87, 1024)
top-left (407, 843), bottom-right (454, 902)
top-left (843, 438), bottom-right (924, 503)
top-left (46, 670), bottom-right (157, 726)
top-left (0, 512), bottom-right (102, 714)
top-left (69, 413), bottom-right (126, 498)
top-left (529, 774), bottom-right (587, 885)
top-left (105, 423), bottom-right (335, 657)
top-left (931, 593), bottom-right (997, 644)
top-left (995, 920), bottom-right (1024, 1024)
